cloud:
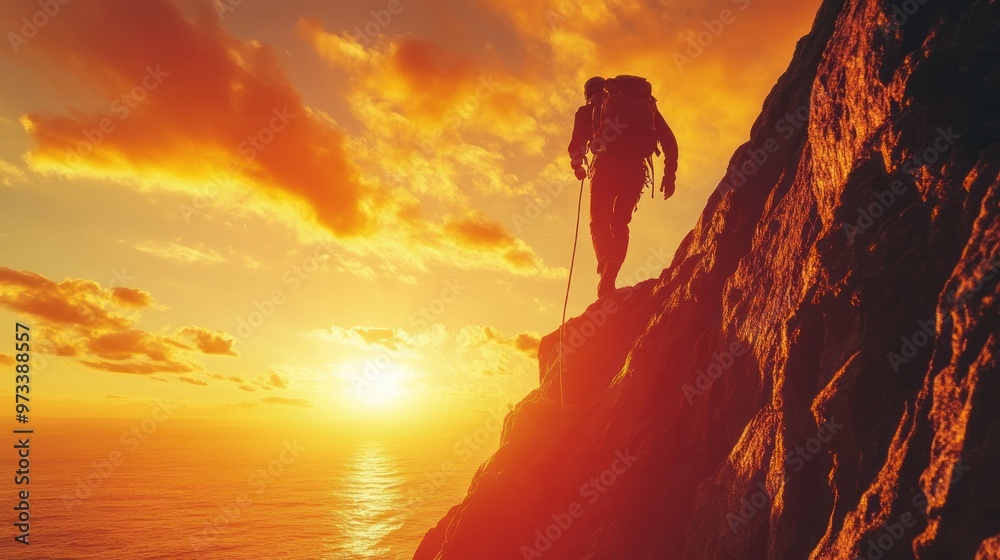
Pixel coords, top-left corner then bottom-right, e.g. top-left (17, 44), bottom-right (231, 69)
top-left (4, 0), bottom-right (819, 283)
top-left (9, 0), bottom-right (371, 237)
top-left (298, 21), bottom-right (562, 278)
top-left (297, 0), bottom-right (819, 276)
top-left (263, 396), bottom-right (312, 407)
top-left (178, 327), bottom-right (238, 356)
top-left (513, 332), bottom-right (541, 357)
top-left (268, 371), bottom-right (288, 389)
top-left (221, 371), bottom-right (290, 392)
top-left (228, 401), bottom-right (261, 408)
top-left (132, 240), bottom-right (226, 265)
top-left (315, 324), bottom-right (447, 350)
top-left (443, 213), bottom-right (548, 272)
top-left (0, 267), bottom-right (135, 330)
top-left (344, 327), bottom-right (410, 350)
top-left (4, 0), bottom-right (564, 281)
top-left (78, 358), bottom-right (195, 375)
top-left (458, 325), bottom-right (541, 359)
top-left (0, 266), bottom-right (237, 376)
top-left (179, 376), bottom-right (209, 386)
top-left (0, 158), bottom-right (27, 186)
top-left (111, 287), bottom-right (155, 308)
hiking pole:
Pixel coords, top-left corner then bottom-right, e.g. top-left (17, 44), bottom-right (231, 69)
top-left (559, 176), bottom-right (586, 408)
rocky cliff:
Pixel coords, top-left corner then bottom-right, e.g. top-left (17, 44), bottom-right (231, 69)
top-left (415, 0), bottom-right (1000, 558)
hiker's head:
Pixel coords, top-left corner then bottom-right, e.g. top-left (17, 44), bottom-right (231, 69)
top-left (584, 76), bottom-right (606, 103)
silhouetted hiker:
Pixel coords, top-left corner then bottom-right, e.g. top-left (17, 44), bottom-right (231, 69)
top-left (568, 75), bottom-right (678, 297)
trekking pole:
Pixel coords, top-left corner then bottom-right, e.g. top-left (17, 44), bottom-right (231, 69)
top-left (559, 176), bottom-right (586, 408)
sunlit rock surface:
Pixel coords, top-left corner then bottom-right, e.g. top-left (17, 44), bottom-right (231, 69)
top-left (415, 0), bottom-right (1000, 558)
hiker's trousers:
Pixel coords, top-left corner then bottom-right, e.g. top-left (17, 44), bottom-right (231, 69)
top-left (589, 153), bottom-right (647, 273)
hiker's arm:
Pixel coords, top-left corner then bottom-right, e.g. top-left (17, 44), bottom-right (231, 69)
top-left (567, 106), bottom-right (592, 179)
top-left (654, 108), bottom-right (678, 180)
top-left (654, 108), bottom-right (678, 199)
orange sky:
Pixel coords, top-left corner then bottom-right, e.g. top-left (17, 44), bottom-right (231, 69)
top-left (0, 0), bottom-right (820, 426)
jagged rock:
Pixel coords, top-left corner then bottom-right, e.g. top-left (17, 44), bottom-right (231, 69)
top-left (415, 0), bottom-right (1000, 558)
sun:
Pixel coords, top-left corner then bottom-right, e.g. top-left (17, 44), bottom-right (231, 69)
top-left (346, 360), bottom-right (411, 408)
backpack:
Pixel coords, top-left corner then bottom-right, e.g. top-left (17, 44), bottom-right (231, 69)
top-left (590, 75), bottom-right (659, 158)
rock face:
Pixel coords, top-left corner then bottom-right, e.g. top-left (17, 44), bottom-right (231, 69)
top-left (415, 0), bottom-right (1000, 558)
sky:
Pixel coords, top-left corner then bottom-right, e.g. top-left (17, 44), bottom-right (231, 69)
top-left (0, 0), bottom-right (821, 427)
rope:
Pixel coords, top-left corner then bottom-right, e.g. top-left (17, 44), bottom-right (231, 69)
top-left (646, 155), bottom-right (655, 198)
top-left (559, 177), bottom-right (586, 408)
top-left (651, 156), bottom-right (655, 199)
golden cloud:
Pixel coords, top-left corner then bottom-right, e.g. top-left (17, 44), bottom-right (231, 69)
top-left (459, 325), bottom-right (541, 359)
top-left (299, 0), bottom-right (820, 276)
top-left (0, 266), bottom-right (237, 376)
top-left (8, 0), bottom-right (371, 237)
top-left (179, 376), bottom-right (210, 387)
top-left (132, 240), bottom-right (226, 265)
top-left (220, 371), bottom-right (290, 392)
top-left (178, 327), bottom-right (239, 356)
top-left (315, 324), bottom-right (447, 350)
top-left (6, 0), bottom-right (557, 279)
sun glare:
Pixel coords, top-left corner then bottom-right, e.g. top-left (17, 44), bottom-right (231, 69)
top-left (344, 360), bottom-right (412, 409)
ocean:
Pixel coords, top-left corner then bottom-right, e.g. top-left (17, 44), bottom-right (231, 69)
top-left (2, 417), bottom-right (498, 559)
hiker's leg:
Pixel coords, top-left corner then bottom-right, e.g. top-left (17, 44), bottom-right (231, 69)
top-left (608, 160), bottom-right (647, 270)
top-left (589, 157), bottom-right (615, 273)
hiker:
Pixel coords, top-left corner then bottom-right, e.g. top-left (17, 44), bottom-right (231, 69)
top-left (568, 75), bottom-right (678, 297)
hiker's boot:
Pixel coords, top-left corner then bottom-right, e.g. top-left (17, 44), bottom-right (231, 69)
top-left (598, 259), bottom-right (621, 298)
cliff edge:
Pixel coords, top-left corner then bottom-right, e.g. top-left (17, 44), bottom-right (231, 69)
top-left (416, 0), bottom-right (1000, 558)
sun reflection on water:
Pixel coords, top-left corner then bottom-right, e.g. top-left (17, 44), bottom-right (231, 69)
top-left (326, 443), bottom-right (408, 559)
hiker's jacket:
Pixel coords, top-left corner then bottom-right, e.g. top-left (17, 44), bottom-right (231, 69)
top-left (567, 102), bottom-right (679, 180)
